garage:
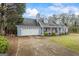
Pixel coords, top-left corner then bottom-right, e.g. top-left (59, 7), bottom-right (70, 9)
top-left (17, 26), bottom-right (41, 36)
top-left (21, 26), bottom-right (41, 36)
top-left (16, 18), bottom-right (41, 36)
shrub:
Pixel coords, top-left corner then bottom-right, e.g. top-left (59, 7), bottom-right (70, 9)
top-left (61, 33), bottom-right (65, 35)
top-left (44, 32), bottom-right (48, 36)
top-left (0, 36), bottom-right (9, 53)
top-left (51, 32), bottom-right (56, 36)
top-left (65, 32), bottom-right (68, 35)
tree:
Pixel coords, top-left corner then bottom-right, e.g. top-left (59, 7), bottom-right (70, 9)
top-left (0, 3), bottom-right (25, 35)
top-left (0, 4), bottom-right (7, 35)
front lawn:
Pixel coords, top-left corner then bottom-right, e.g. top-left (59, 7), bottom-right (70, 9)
top-left (50, 33), bottom-right (79, 53)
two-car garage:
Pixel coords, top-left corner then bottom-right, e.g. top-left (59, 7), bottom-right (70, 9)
top-left (17, 26), bottom-right (41, 36)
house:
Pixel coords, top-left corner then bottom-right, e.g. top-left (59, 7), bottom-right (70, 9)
top-left (16, 18), bottom-right (68, 36)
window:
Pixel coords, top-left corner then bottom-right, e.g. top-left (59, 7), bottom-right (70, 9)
top-left (44, 28), bottom-right (47, 32)
top-left (55, 28), bottom-right (57, 33)
top-left (59, 28), bottom-right (61, 31)
top-left (46, 28), bottom-right (47, 31)
top-left (52, 28), bottom-right (54, 31)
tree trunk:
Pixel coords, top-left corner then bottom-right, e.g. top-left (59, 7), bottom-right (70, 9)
top-left (0, 16), bottom-right (6, 35)
top-left (0, 26), bottom-right (5, 35)
top-left (0, 3), bottom-right (6, 35)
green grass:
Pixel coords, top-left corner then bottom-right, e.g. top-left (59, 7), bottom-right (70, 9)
top-left (50, 34), bottom-right (79, 53)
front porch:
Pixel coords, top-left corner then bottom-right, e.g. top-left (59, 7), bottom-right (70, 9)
top-left (41, 27), bottom-right (65, 35)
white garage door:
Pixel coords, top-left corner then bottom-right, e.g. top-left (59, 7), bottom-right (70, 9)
top-left (21, 27), bottom-right (41, 36)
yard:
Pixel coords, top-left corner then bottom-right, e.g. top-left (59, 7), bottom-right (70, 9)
top-left (7, 33), bottom-right (79, 56)
top-left (50, 33), bottom-right (79, 54)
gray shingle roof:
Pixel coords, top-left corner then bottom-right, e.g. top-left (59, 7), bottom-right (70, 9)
top-left (18, 18), bottom-right (65, 27)
top-left (20, 18), bottom-right (40, 26)
top-left (37, 18), bottom-right (65, 27)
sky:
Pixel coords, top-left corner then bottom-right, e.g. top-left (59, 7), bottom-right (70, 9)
top-left (23, 3), bottom-right (79, 18)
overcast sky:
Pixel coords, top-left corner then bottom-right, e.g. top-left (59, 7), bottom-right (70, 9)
top-left (23, 3), bottom-right (79, 18)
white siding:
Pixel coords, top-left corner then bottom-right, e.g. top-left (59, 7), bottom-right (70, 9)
top-left (17, 26), bottom-right (41, 36)
top-left (17, 26), bottom-right (21, 36)
top-left (61, 26), bottom-right (68, 33)
top-left (65, 27), bottom-right (68, 33)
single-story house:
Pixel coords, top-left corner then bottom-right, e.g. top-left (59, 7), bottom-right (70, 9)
top-left (16, 18), bottom-right (68, 36)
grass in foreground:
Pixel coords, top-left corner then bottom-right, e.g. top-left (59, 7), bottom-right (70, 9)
top-left (50, 34), bottom-right (79, 53)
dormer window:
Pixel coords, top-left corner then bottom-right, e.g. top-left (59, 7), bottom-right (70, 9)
top-left (55, 19), bottom-right (59, 24)
top-left (43, 18), bottom-right (48, 23)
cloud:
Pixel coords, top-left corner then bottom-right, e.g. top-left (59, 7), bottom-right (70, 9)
top-left (48, 3), bottom-right (79, 15)
top-left (23, 3), bottom-right (79, 18)
top-left (53, 3), bottom-right (64, 7)
top-left (23, 8), bottom-right (38, 18)
top-left (26, 8), bottom-right (38, 17)
top-left (75, 12), bottom-right (79, 15)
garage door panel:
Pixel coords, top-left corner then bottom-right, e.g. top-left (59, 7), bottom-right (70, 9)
top-left (21, 27), bottom-right (40, 36)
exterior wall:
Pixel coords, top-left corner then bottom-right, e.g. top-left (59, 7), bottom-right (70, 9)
top-left (56, 28), bottom-right (60, 35)
top-left (60, 27), bottom-right (63, 34)
top-left (65, 27), bottom-right (68, 33)
top-left (17, 26), bottom-right (21, 36)
top-left (17, 25), bottom-right (41, 36)
top-left (17, 25), bottom-right (68, 36)
top-left (61, 27), bottom-right (65, 33)
top-left (60, 26), bottom-right (68, 34)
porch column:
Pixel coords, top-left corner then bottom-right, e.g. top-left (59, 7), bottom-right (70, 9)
top-left (53, 28), bottom-right (55, 33)
top-left (41, 27), bottom-right (44, 35)
top-left (50, 27), bottom-right (52, 34)
top-left (57, 27), bottom-right (59, 35)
